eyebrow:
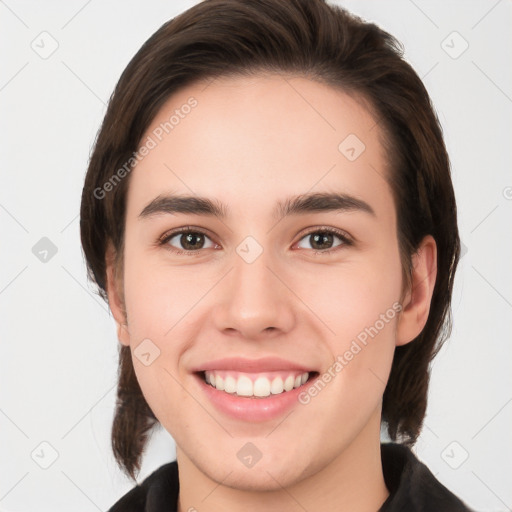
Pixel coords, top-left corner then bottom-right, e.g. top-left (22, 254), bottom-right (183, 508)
top-left (138, 191), bottom-right (376, 221)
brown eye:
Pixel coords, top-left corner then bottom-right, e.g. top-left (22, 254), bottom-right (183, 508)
top-left (160, 228), bottom-right (217, 254)
top-left (176, 232), bottom-right (206, 250)
top-left (295, 228), bottom-right (352, 255)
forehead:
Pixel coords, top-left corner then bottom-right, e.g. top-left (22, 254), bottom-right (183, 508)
top-left (126, 73), bottom-right (393, 221)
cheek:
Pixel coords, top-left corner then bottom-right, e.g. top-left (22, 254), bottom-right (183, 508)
top-left (130, 353), bottom-right (193, 439)
top-left (297, 247), bottom-right (402, 399)
top-left (122, 257), bottom-right (194, 427)
top-left (120, 251), bottom-right (189, 404)
top-left (297, 250), bottom-right (402, 341)
top-left (122, 248), bottom-right (202, 341)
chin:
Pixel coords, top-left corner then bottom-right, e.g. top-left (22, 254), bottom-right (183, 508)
top-left (197, 453), bottom-right (314, 492)
top-left (218, 467), bottom-right (302, 492)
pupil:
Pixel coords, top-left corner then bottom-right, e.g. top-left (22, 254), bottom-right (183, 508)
top-left (312, 233), bottom-right (332, 250)
top-left (182, 233), bottom-right (203, 250)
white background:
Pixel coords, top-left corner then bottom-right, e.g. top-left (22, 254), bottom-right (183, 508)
top-left (1, 1), bottom-right (511, 510)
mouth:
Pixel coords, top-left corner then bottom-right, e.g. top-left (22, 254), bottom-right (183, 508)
top-left (191, 356), bottom-right (320, 421)
top-left (196, 370), bottom-right (319, 399)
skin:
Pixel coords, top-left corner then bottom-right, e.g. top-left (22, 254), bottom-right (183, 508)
top-left (106, 74), bottom-right (437, 511)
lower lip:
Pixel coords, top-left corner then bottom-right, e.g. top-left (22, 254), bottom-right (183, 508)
top-left (195, 373), bottom-right (316, 422)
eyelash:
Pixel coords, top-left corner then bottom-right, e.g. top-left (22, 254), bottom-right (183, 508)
top-left (157, 225), bottom-right (353, 257)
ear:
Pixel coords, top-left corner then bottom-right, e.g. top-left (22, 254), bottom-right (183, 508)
top-left (396, 235), bottom-right (437, 347)
top-left (105, 241), bottom-right (130, 347)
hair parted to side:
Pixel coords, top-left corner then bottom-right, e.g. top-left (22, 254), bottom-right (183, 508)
top-left (80, 0), bottom-right (460, 481)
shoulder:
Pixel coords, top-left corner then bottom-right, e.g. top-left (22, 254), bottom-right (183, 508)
top-left (108, 461), bottom-right (179, 512)
top-left (380, 443), bottom-right (475, 512)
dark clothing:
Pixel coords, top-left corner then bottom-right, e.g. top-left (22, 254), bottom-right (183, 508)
top-left (109, 442), bottom-right (474, 511)
top-left (378, 443), bottom-right (474, 511)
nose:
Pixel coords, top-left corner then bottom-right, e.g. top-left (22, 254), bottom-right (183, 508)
top-left (212, 245), bottom-right (296, 340)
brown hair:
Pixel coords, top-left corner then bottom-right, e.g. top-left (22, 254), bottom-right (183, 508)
top-left (80, 0), bottom-right (460, 480)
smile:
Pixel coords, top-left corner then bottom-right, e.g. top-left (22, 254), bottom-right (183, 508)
top-left (195, 369), bottom-right (320, 422)
top-left (203, 370), bottom-right (313, 398)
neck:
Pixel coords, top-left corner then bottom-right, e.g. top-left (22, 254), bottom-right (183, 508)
top-left (176, 410), bottom-right (389, 512)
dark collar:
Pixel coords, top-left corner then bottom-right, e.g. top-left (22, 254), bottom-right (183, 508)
top-left (379, 443), bottom-right (474, 511)
top-left (109, 443), bottom-right (473, 511)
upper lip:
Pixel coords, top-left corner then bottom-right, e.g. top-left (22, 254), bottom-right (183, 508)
top-left (192, 357), bottom-right (315, 373)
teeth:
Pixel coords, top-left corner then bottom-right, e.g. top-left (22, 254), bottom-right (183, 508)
top-left (224, 375), bottom-right (236, 393)
top-left (254, 377), bottom-right (271, 397)
top-left (237, 375), bottom-right (253, 397)
top-left (270, 377), bottom-right (284, 394)
top-left (284, 375), bottom-right (295, 391)
top-left (204, 371), bottom-right (310, 397)
top-left (215, 375), bottom-right (225, 391)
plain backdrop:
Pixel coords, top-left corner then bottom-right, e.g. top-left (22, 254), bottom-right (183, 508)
top-left (1, 1), bottom-right (511, 511)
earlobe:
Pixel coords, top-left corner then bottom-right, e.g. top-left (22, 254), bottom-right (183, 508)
top-left (396, 235), bottom-right (437, 347)
top-left (115, 321), bottom-right (130, 347)
top-left (105, 242), bottom-right (130, 347)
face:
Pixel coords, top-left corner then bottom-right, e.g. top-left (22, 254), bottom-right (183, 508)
top-left (111, 74), bottom-right (411, 490)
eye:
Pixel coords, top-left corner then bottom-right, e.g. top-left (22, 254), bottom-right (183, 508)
top-left (294, 227), bottom-right (353, 255)
top-left (159, 227), bottom-right (218, 255)
top-left (158, 226), bottom-right (353, 256)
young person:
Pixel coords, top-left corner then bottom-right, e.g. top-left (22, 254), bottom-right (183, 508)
top-left (79, 0), bottom-right (474, 510)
